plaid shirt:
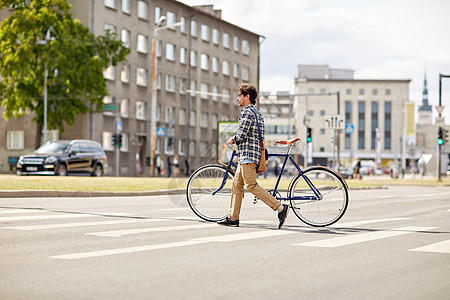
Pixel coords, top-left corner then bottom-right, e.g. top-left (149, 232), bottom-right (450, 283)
top-left (233, 104), bottom-right (265, 164)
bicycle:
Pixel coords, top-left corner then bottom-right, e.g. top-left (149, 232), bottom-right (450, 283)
top-left (186, 137), bottom-right (349, 227)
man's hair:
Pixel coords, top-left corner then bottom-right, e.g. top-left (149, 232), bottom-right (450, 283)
top-left (236, 82), bottom-right (258, 105)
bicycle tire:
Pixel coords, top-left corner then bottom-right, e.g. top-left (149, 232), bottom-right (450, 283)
top-left (186, 164), bottom-right (234, 222)
top-left (288, 166), bottom-right (348, 227)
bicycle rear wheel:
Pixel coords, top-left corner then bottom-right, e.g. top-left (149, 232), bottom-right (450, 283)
top-left (186, 164), bottom-right (234, 222)
top-left (288, 166), bottom-right (348, 227)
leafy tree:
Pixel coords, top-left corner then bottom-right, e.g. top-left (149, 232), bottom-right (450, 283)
top-left (0, 0), bottom-right (129, 132)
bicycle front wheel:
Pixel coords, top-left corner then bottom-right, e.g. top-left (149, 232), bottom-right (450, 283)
top-left (186, 164), bottom-right (234, 222)
top-left (289, 166), bottom-right (348, 227)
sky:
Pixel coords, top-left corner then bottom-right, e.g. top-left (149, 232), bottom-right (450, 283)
top-left (178, 0), bottom-right (450, 122)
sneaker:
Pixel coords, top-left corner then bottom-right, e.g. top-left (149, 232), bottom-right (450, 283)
top-left (278, 204), bottom-right (289, 229)
top-left (217, 216), bottom-right (239, 227)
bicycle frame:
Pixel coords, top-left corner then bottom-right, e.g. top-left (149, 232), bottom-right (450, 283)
top-left (213, 146), bottom-right (322, 202)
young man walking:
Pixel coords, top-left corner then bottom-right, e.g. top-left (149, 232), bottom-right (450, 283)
top-left (217, 83), bottom-right (289, 229)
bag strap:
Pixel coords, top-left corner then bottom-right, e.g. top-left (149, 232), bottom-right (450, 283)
top-left (249, 107), bottom-right (264, 149)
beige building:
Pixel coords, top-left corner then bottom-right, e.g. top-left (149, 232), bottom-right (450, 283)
top-left (294, 65), bottom-right (413, 169)
top-left (0, 0), bottom-right (261, 176)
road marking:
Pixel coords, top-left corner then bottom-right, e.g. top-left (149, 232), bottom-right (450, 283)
top-left (335, 218), bottom-right (411, 227)
top-left (409, 239), bottom-right (450, 254)
top-left (1, 218), bottom-right (169, 230)
top-left (294, 226), bottom-right (437, 248)
top-left (51, 240), bottom-right (208, 260)
top-left (0, 212), bottom-right (130, 222)
top-left (0, 209), bottom-right (45, 214)
top-left (87, 223), bottom-right (217, 237)
top-left (51, 229), bottom-right (296, 259)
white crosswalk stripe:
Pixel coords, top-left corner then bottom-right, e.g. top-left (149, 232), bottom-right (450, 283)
top-left (294, 226), bottom-right (437, 248)
top-left (0, 209), bottom-right (46, 214)
top-left (87, 223), bottom-right (217, 237)
top-left (0, 212), bottom-right (129, 222)
top-left (409, 239), bottom-right (450, 254)
top-left (335, 218), bottom-right (411, 227)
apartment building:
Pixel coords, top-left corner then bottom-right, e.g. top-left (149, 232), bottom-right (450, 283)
top-left (0, 0), bottom-right (261, 176)
top-left (294, 64), bottom-right (413, 168)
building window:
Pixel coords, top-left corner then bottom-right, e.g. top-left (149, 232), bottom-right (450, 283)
top-left (136, 101), bottom-right (145, 119)
top-left (121, 64), bottom-right (129, 83)
top-left (200, 83), bottom-right (208, 99)
top-left (120, 98), bottom-right (129, 117)
top-left (222, 60), bottom-right (230, 76)
top-left (242, 67), bottom-right (249, 81)
top-left (179, 78), bottom-right (187, 94)
top-left (121, 29), bottom-right (130, 48)
top-left (212, 86), bottom-right (218, 101)
top-left (233, 36), bottom-right (239, 52)
top-left (165, 106), bottom-right (174, 123)
top-left (167, 11), bottom-right (176, 28)
top-left (180, 47), bottom-right (186, 64)
top-left (222, 88), bottom-right (230, 103)
top-left (201, 24), bottom-right (209, 41)
top-left (180, 17), bottom-right (186, 33)
top-left (165, 43), bottom-right (175, 61)
top-left (200, 112), bottom-right (208, 127)
top-left (199, 142), bottom-right (208, 157)
top-left (345, 101), bottom-right (352, 150)
top-left (165, 75), bottom-right (175, 92)
top-left (358, 101), bottom-right (365, 149)
top-left (212, 57), bottom-right (219, 73)
top-left (346, 89), bottom-right (352, 95)
top-left (136, 67), bottom-right (147, 86)
top-left (371, 102), bottom-right (378, 150)
top-left (190, 50), bottom-right (197, 67)
top-left (155, 7), bottom-right (161, 23)
top-left (372, 89), bottom-right (378, 95)
top-left (190, 111), bottom-right (196, 126)
top-left (137, 1), bottom-right (148, 19)
top-left (233, 63), bottom-right (239, 78)
top-left (190, 20), bottom-right (197, 37)
top-left (386, 89), bottom-right (391, 95)
top-left (222, 32), bottom-right (230, 48)
top-left (103, 65), bottom-right (115, 80)
top-left (178, 139), bottom-right (186, 155)
top-left (179, 109), bottom-right (186, 125)
top-left (137, 34), bottom-right (148, 53)
top-left (384, 102), bottom-right (391, 149)
top-left (211, 114), bottom-right (218, 129)
top-left (102, 132), bottom-right (114, 151)
top-left (189, 141), bottom-right (196, 156)
top-left (359, 88), bottom-right (364, 95)
top-left (156, 40), bottom-right (161, 56)
top-left (104, 24), bottom-right (117, 34)
top-left (104, 0), bottom-right (116, 9)
top-left (189, 80), bottom-right (196, 97)
top-left (200, 53), bottom-right (209, 70)
top-left (156, 72), bottom-right (161, 89)
top-left (242, 39), bottom-right (250, 55)
top-left (121, 0), bottom-right (130, 13)
top-left (212, 28), bottom-right (219, 45)
top-left (6, 131), bottom-right (24, 150)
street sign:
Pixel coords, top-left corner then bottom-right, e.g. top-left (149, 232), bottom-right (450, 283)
top-left (323, 115), bottom-right (344, 129)
top-left (157, 127), bottom-right (166, 136)
top-left (345, 124), bottom-right (354, 134)
top-left (103, 104), bottom-right (119, 111)
top-left (115, 121), bottom-right (123, 132)
top-left (435, 105), bottom-right (445, 117)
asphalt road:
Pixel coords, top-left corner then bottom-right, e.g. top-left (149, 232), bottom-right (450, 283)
top-left (1, 186), bottom-right (449, 299)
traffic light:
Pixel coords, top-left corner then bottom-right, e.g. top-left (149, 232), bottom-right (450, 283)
top-left (438, 127), bottom-right (444, 145)
top-left (111, 134), bottom-right (117, 146)
top-left (307, 127), bottom-right (312, 143)
top-left (118, 134), bottom-right (123, 148)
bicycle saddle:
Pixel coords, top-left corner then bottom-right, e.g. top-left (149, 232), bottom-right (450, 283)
top-left (274, 137), bottom-right (301, 145)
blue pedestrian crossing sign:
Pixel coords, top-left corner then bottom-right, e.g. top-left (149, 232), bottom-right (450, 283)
top-left (157, 127), bottom-right (166, 136)
top-left (345, 124), bottom-right (354, 134)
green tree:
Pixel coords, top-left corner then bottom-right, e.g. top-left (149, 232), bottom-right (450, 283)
top-left (0, 0), bottom-right (129, 132)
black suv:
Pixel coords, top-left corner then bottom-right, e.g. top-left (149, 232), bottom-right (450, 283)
top-left (16, 140), bottom-right (108, 176)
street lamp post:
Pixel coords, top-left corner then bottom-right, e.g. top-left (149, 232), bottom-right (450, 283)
top-left (37, 29), bottom-right (52, 144)
top-left (150, 17), bottom-right (183, 176)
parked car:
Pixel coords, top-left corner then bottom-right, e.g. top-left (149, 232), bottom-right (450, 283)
top-left (16, 139), bottom-right (108, 176)
top-left (338, 167), bottom-right (354, 179)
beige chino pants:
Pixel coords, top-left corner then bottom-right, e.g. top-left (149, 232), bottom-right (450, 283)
top-left (229, 163), bottom-right (282, 221)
